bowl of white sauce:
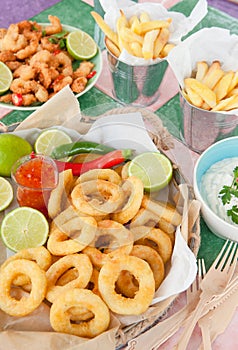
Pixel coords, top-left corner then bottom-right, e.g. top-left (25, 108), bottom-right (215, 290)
top-left (193, 136), bottom-right (238, 242)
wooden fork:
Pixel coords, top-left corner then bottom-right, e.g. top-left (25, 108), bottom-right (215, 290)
top-left (176, 240), bottom-right (238, 350)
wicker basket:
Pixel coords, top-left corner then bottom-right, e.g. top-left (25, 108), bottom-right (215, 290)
top-left (3, 105), bottom-right (200, 349)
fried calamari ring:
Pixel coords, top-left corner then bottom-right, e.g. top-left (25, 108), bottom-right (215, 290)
top-left (98, 254), bottom-right (155, 315)
top-left (130, 208), bottom-right (175, 241)
top-left (48, 169), bottom-right (75, 219)
top-left (131, 245), bottom-right (164, 290)
top-left (0, 246), bottom-right (52, 287)
top-left (76, 168), bottom-right (122, 185)
top-left (130, 208), bottom-right (159, 228)
top-left (135, 227), bottom-right (172, 263)
top-left (0, 259), bottom-right (47, 317)
top-left (116, 245), bottom-right (164, 297)
top-left (141, 196), bottom-right (182, 227)
top-left (57, 267), bottom-right (100, 296)
top-left (71, 179), bottom-right (124, 216)
top-left (111, 176), bottom-right (144, 224)
top-left (47, 216), bottom-right (97, 256)
top-left (46, 253), bottom-right (93, 303)
top-left (50, 288), bottom-right (110, 338)
top-left (83, 220), bottom-right (134, 269)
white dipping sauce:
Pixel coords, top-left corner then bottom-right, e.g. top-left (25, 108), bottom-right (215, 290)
top-left (200, 157), bottom-right (238, 226)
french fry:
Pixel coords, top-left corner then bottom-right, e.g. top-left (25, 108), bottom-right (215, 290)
top-left (227, 87), bottom-right (238, 97)
top-left (185, 86), bottom-right (203, 108)
top-left (134, 18), bottom-right (172, 35)
top-left (195, 61), bottom-right (209, 82)
top-left (202, 60), bottom-right (224, 89)
top-left (184, 78), bottom-right (217, 108)
top-left (119, 26), bottom-right (144, 45)
top-left (91, 11), bottom-right (119, 47)
top-left (117, 10), bottom-right (132, 53)
top-left (213, 71), bottom-right (234, 101)
top-left (160, 43), bottom-right (175, 58)
top-left (105, 36), bottom-right (121, 58)
top-left (142, 29), bottom-right (159, 59)
top-left (222, 94), bottom-right (238, 111)
top-left (130, 42), bottom-right (143, 58)
top-left (153, 27), bottom-right (170, 58)
top-left (139, 11), bottom-right (151, 23)
top-left (228, 71), bottom-right (238, 93)
top-left (211, 95), bottom-right (237, 111)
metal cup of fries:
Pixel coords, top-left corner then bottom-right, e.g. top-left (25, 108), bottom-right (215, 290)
top-left (179, 91), bottom-right (238, 153)
top-left (167, 28), bottom-right (238, 153)
top-left (105, 43), bottom-right (168, 106)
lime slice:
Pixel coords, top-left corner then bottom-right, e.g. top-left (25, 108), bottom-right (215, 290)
top-left (128, 152), bottom-right (173, 192)
top-left (0, 206), bottom-right (49, 252)
top-left (66, 30), bottom-right (97, 60)
top-left (0, 177), bottom-right (13, 211)
top-left (34, 129), bottom-right (72, 161)
top-left (0, 62), bottom-right (13, 95)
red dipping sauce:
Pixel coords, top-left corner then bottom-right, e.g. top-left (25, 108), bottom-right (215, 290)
top-left (11, 154), bottom-right (58, 217)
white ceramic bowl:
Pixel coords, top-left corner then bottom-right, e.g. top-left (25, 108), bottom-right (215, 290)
top-left (193, 136), bottom-right (238, 242)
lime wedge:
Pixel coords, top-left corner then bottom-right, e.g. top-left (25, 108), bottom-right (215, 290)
top-left (0, 62), bottom-right (13, 95)
top-left (66, 30), bottom-right (97, 60)
top-left (0, 177), bottom-right (13, 211)
top-left (34, 129), bottom-right (72, 161)
top-left (0, 207), bottom-right (49, 252)
top-left (128, 152), bottom-right (173, 192)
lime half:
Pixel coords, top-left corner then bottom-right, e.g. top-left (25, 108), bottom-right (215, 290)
top-left (1, 207), bottom-right (49, 252)
top-left (34, 129), bottom-right (72, 161)
top-left (0, 177), bottom-right (13, 211)
top-left (128, 152), bottom-right (173, 192)
top-left (0, 62), bottom-right (13, 95)
top-left (66, 30), bottom-right (97, 60)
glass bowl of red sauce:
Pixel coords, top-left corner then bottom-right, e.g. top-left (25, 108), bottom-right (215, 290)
top-left (11, 153), bottom-right (58, 217)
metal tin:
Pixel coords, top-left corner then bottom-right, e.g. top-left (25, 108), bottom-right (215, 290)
top-left (106, 45), bottom-right (168, 107)
top-left (179, 91), bottom-right (238, 153)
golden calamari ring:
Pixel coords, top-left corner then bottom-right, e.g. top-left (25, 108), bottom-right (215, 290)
top-left (0, 246), bottom-right (52, 288)
top-left (71, 179), bottom-right (125, 216)
top-left (48, 169), bottom-right (75, 219)
top-left (50, 288), bottom-right (110, 338)
top-left (0, 259), bottom-right (47, 317)
top-left (98, 254), bottom-right (155, 315)
top-left (83, 220), bottom-right (134, 269)
top-left (111, 176), bottom-right (144, 224)
top-left (135, 227), bottom-right (172, 263)
top-left (46, 253), bottom-right (93, 303)
top-left (116, 245), bottom-right (164, 297)
top-left (75, 168), bottom-right (122, 185)
top-left (47, 216), bottom-right (97, 256)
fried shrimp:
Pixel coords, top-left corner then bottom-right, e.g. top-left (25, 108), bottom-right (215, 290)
top-left (1, 24), bottom-right (27, 52)
top-left (71, 76), bottom-right (88, 93)
top-left (55, 51), bottom-right (73, 76)
top-left (41, 36), bottom-right (60, 52)
top-left (10, 78), bottom-right (33, 94)
top-left (73, 61), bottom-right (95, 79)
top-left (16, 36), bottom-right (39, 60)
top-left (0, 50), bottom-right (16, 62)
top-left (13, 64), bottom-right (36, 81)
top-left (44, 15), bottom-right (62, 35)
